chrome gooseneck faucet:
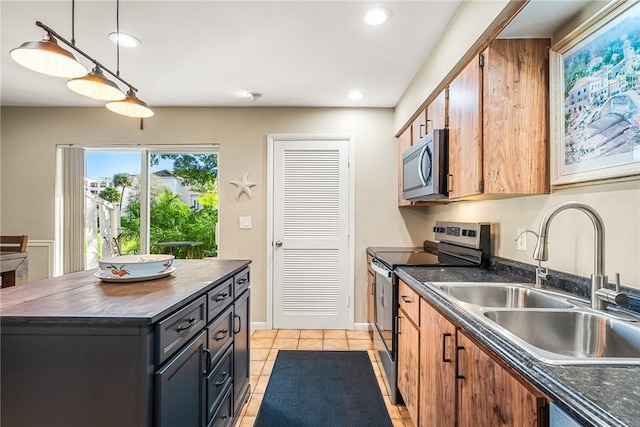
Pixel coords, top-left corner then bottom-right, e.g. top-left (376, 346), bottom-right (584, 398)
top-left (533, 201), bottom-right (625, 310)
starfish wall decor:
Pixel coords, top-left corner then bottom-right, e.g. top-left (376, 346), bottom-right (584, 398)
top-left (230, 173), bottom-right (257, 200)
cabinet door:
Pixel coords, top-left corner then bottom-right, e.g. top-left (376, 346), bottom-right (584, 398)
top-left (448, 55), bottom-right (482, 199)
top-left (419, 299), bottom-right (456, 427)
top-left (155, 330), bottom-right (207, 427)
top-left (482, 38), bottom-right (550, 195)
top-left (233, 289), bottom-right (250, 415)
top-left (412, 109), bottom-right (428, 144)
top-left (397, 127), bottom-right (413, 206)
top-left (427, 89), bottom-right (447, 132)
top-left (457, 332), bottom-right (547, 427)
top-left (397, 307), bottom-right (420, 424)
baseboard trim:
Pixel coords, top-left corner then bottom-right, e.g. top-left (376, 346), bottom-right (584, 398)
top-left (250, 322), bottom-right (371, 331)
top-left (353, 322), bottom-right (372, 331)
top-left (251, 322), bottom-right (267, 330)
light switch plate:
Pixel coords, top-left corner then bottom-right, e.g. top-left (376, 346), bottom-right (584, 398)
top-left (239, 216), bottom-right (252, 229)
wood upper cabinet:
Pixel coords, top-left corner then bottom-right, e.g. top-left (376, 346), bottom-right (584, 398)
top-left (412, 108), bottom-right (428, 145)
top-left (419, 298), bottom-right (456, 427)
top-left (448, 38), bottom-right (550, 199)
top-left (457, 331), bottom-right (548, 427)
top-left (448, 54), bottom-right (483, 199)
top-left (427, 89), bottom-right (448, 133)
top-left (398, 280), bottom-right (420, 424)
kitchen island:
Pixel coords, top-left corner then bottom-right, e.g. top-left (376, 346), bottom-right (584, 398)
top-left (1, 259), bottom-right (251, 427)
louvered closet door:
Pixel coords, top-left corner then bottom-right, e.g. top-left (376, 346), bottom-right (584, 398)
top-left (273, 140), bottom-right (350, 329)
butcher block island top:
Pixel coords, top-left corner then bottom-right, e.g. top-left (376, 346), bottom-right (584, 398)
top-left (0, 259), bottom-right (251, 324)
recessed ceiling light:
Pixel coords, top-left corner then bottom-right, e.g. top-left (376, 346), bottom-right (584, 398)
top-left (364, 7), bottom-right (391, 26)
top-left (347, 90), bottom-right (365, 100)
top-left (109, 32), bottom-right (141, 48)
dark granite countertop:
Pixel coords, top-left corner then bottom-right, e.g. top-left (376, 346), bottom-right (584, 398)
top-left (396, 265), bottom-right (640, 427)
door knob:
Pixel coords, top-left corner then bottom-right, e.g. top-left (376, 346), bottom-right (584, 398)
top-left (275, 240), bottom-right (283, 247)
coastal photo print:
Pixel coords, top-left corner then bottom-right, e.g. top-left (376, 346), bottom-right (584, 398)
top-left (550, 0), bottom-right (640, 186)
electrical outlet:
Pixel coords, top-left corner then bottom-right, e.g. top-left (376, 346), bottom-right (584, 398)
top-left (516, 228), bottom-right (527, 251)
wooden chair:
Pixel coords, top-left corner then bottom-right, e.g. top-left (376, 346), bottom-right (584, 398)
top-left (0, 235), bottom-right (29, 253)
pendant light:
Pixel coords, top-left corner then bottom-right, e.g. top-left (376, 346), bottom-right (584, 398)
top-left (106, 88), bottom-right (154, 118)
top-left (10, 33), bottom-right (87, 78)
top-left (105, 0), bottom-right (153, 118)
top-left (67, 66), bottom-right (125, 101)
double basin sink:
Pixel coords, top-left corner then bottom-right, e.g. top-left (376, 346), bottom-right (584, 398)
top-left (429, 282), bottom-right (640, 365)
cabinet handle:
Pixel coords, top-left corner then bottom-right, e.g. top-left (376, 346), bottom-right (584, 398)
top-left (203, 348), bottom-right (212, 375)
top-left (455, 346), bottom-right (465, 380)
top-left (176, 317), bottom-right (196, 332)
top-left (214, 293), bottom-right (228, 302)
top-left (234, 314), bottom-right (242, 334)
top-left (400, 295), bottom-right (412, 304)
top-left (215, 371), bottom-right (229, 386)
top-left (419, 123), bottom-right (426, 138)
top-left (214, 329), bottom-right (229, 341)
top-left (238, 277), bottom-right (248, 284)
top-left (447, 174), bottom-right (453, 194)
top-left (442, 333), bottom-right (452, 363)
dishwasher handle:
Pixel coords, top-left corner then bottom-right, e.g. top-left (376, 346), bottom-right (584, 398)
top-left (370, 260), bottom-right (391, 278)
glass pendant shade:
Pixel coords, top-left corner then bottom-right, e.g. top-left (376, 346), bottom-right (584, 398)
top-left (10, 34), bottom-right (87, 78)
top-left (67, 66), bottom-right (125, 101)
top-left (106, 89), bottom-right (154, 118)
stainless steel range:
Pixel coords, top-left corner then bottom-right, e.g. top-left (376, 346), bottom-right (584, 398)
top-left (369, 221), bottom-right (490, 404)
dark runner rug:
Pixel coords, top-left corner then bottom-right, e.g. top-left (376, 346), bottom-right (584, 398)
top-left (254, 350), bottom-right (393, 427)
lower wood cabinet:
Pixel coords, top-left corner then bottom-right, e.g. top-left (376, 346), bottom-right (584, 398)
top-left (457, 331), bottom-right (547, 427)
top-left (397, 307), bottom-right (420, 423)
top-left (397, 294), bottom-right (549, 427)
top-left (419, 299), bottom-right (456, 427)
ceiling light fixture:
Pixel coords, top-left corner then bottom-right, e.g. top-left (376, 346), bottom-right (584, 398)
top-left (347, 90), bottom-right (365, 100)
top-left (67, 66), bottom-right (125, 101)
top-left (9, 0), bottom-right (152, 118)
top-left (108, 32), bottom-right (141, 48)
top-left (364, 7), bottom-right (391, 26)
top-left (9, 32), bottom-right (87, 78)
top-left (247, 92), bottom-right (262, 101)
top-left (106, 88), bottom-right (153, 118)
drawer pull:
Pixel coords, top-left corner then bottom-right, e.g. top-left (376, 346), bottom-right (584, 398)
top-left (215, 371), bottom-right (229, 386)
top-left (442, 333), bottom-right (452, 363)
top-left (214, 293), bottom-right (229, 302)
top-left (401, 295), bottom-right (412, 304)
top-left (237, 277), bottom-right (248, 284)
top-left (176, 317), bottom-right (196, 332)
top-left (214, 329), bottom-right (229, 341)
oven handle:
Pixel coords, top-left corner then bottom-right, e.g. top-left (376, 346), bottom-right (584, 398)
top-left (370, 261), bottom-right (391, 278)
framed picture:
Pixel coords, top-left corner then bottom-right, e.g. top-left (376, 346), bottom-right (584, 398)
top-left (550, 0), bottom-right (640, 186)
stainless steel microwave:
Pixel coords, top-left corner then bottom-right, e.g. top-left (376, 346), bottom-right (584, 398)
top-left (402, 129), bottom-right (448, 201)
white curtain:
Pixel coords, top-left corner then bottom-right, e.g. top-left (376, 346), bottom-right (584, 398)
top-left (58, 147), bottom-right (85, 274)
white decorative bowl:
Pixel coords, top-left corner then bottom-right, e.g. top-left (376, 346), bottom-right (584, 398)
top-left (98, 254), bottom-right (175, 279)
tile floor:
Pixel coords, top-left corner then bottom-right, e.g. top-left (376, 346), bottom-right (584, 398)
top-left (236, 329), bottom-right (415, 427)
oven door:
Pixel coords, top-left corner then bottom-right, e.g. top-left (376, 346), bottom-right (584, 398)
top-left (370, 259), bottom-right (394, 356)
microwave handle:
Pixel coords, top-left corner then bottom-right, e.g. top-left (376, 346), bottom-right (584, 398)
top-left (418, 146), bottom-right (428, 186)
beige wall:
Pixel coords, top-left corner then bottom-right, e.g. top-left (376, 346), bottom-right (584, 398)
top-left (1, 106), bottom-right (425, 324)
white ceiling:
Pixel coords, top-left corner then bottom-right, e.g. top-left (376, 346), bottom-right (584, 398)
top-left (1, 0), bottom-right (594, 109)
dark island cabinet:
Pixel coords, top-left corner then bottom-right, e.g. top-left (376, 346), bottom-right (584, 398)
top-left (0, 260), bottom-right (251, 427)
top-left (233, 281), bottom-right (250, 415)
